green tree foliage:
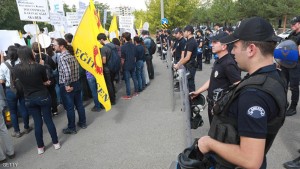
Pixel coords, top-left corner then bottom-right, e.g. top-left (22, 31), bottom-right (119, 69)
top-left (134, 0), bottom-right (199, 33)
top-left (0, 0), bottom-right (30, 31)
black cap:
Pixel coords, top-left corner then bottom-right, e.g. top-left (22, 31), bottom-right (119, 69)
top-left (184, 25), bottom-right (194, 34)
top-left (210, 32), bottom-right (229, 42)
top-left (290, 16), bottom-right (300, 25)
top-left (220, 17), bottom-right (278, 44)
top-left (174, 28), bottom-right (182, 34)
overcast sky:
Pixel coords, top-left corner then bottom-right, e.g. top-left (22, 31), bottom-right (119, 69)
top-left (62, 0), bottom-right (147, 10)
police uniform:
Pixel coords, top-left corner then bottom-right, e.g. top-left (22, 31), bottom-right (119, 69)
top-left (184, 36), bottom-right (198, 92)
top-left (282, 30), bottom-right (300, 115)
top-left (195, 35), bottom-right (204, 70)
top-left (173, 37), bottom-right (186, 64)
top-left (207, 54), bottom-right (241, 123)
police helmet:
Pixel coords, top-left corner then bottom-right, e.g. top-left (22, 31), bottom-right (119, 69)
top-left (274, 40), bottom-right (299, 68)
top-left (177, 142), bottom-right (205, 169)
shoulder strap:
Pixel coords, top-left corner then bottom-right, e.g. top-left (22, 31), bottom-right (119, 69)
top-left (4, 62), bottom-right (13, 70)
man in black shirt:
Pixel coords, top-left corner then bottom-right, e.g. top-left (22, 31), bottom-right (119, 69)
top-left (172, 28), bottom-right (186, 64)
top-left (190, 32), bottom-right (241, 124)
top-left (174, 25), bottom-right (198, 92)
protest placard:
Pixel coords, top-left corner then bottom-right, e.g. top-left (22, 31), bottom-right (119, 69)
top-left (16, 0), bottom-right (50, 22)
top-left (119, 16), bottom-right (134, 29)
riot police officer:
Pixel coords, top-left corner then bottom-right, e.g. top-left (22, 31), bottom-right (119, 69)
top-left (198, 17), bottom-right (287, 169)
top-left (281, 16), bottom-right (300, 116)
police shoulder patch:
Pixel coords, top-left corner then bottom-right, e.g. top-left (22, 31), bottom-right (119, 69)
top-left (247, 106), bottom-right (266, 119)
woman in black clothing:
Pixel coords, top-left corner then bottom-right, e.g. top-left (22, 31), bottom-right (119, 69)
top-left (14, 46), bottom-right (60, 155)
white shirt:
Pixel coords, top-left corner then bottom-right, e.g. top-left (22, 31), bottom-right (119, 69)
top-left (0, 59), bottom-right (21, 87)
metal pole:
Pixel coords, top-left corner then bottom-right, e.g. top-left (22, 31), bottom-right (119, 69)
top-left (160, 0), bottom-right (164, 19)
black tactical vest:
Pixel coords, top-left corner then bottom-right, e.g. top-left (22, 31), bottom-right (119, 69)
top-left (208, 69), bottom-right (287, 168)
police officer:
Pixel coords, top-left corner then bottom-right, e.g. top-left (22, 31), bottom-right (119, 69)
top-left (198, 17), bottom-right (287, 169)
top-left (190, 32), bottom-right (241, 124)
top-left (195, 30), bottom-right (204, 71)
top-left (172, 28), bottom-right (186, 91)
top-left (174, 25), bottom-right (198, 92)
top-left (282, 16), bottom-right (300, 169)
top-left (281, 16), bottom-right (300, 116)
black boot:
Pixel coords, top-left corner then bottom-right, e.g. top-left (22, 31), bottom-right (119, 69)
top-left (286, 105), bottom-right (297, 116)
top-left (283, 156), bottom-right (300, 169)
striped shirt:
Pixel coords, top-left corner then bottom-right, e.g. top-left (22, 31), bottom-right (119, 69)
top-left (58, 51), bottom-right (80, 85)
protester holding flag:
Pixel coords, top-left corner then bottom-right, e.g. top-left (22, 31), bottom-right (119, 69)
top-left (53, 38), bottom-right (87, 134)
top-left (97, 33), bottom-right (117, 105)
top-left (14, 46), bottom-right (60, 155)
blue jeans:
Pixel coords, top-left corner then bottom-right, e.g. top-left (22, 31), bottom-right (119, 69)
top-left (5, 88), bottom-right (30, 132)
top-left (124, 69), bottom-right (138, 96)
top-left (25, 95), bottom-right (58, 148)
top-left (87, 77), bottom-right (103, 109)
top-left (136, 60), bottom-right (145, 92)
top-left (60, 81), bottom-right (86, 130)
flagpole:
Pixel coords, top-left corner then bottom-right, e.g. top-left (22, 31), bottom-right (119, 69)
top-left (34, 21), bottom-right (42, 60)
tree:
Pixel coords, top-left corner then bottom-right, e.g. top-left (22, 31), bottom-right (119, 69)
top-left (94, 1), bottom-right (112, 30)
top-left (0, 0), bottom-right (30, 31)
top-left (63, 3), bottom-right (72, 15)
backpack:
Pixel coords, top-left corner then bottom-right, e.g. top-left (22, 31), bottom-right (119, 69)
top-left (146, 37), bottom-right (156, 55)
top-left (106, 44), bottom-right (121, 73)
top-left (4, 62), bottom-right (23, 96)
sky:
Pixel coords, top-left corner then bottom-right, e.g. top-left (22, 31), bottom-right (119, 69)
top-left (63, 0), bottom-right (147, 10)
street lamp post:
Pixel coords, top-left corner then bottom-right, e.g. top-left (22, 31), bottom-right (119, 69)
top-left (160, 0), bottom-right (164, 20)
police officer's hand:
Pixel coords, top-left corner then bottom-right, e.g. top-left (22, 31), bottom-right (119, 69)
top-left (189, 92), bottom-right (199, 99)
top-left (173, 64), bottom-right (179, 70)
top-left (198, 136), bottom-right (211, 154)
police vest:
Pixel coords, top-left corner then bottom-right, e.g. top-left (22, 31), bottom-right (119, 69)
top-left (208, 69), bottom-right (287, 168)
top-left (287, 31), bottom-right (300, 45)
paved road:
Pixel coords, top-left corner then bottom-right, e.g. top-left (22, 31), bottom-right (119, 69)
top-left (3, 54), bottom-right (299, 169)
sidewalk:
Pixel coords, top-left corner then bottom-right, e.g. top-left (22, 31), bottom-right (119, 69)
top-left (6, 54), bottom-right (186, 169)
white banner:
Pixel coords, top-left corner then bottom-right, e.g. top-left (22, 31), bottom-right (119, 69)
top-left (16, 0), bottom-right (50, 22)
top-left (79, 0), bottom-right (87, 9)
top-left (66, 12), bottom-right (80, 26)
top-left (119, 16), bottom-right (134, 29)
top-left (0, 30), bottom-right (26, 51)
top-left (50, 12), bottom-right (64, 26)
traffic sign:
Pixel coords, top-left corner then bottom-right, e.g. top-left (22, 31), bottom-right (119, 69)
top-left (161, 18), bottom-right (168, 25)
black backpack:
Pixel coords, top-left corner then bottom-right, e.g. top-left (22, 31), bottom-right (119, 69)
top-left (146, 37), bottom-right (156, 55)
top-left (4, 62), bottom-right (23, 96)
top-left (106, 44), bottom-right (121, 73)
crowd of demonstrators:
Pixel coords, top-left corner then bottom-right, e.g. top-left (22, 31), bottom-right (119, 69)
top-left (190, 32), bottom-right (241, 124)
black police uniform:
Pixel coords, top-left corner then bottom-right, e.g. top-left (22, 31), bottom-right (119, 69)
top-left (281, 31), bottom-right (300, 115)
top-left (195, 35), bottom-right (204, 70)
top-left (208, 64), bottom-right (286, 169)
top-left (184, 37), bottom-right (198, 92)
top-left (207, 54), bottom-right (241, 124)
top-left (174, 37), bottom-right (186, 64)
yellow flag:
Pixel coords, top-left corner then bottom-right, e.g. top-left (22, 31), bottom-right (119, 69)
top-left (138, 20), bottom-right (143, 36)
top-left (18, 31), bottom-right (23, 39)
top-left (72, 1), bottom-right (111, 111)
top-left (108, 15), bottom-right (119, 41)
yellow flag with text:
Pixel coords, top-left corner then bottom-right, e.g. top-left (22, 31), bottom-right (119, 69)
top-left (72, 2), bottom-right (111, 111)
top-left (108, 15), bottom-right (119, 41)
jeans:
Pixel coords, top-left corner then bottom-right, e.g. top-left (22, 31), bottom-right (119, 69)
top-left (146, 55), bottom-right (154, 79)
top-left (48, 84), bottom-right (58, 113)
top-left (0, 113), bottom-right (14, 160)
top-left (5, 88), bottom-right (30, 132)
top-left (87, 77), bottom-right (102, 109)
top-left (60, 80), bottom-right (86, 130)
top-left (136, 60), bottom-right (145, 91)
top-left (124, 69), bottom-right (138, 96)
top-left (25, 95), bottom-right (58, 148)
top-left (282, 64), bottom-right (300, 107)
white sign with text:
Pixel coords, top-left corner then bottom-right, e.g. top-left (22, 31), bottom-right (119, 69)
top-left (119, 16), bottom-right (134, 29)
top-left (16, 0), bottom-right (50, 22)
